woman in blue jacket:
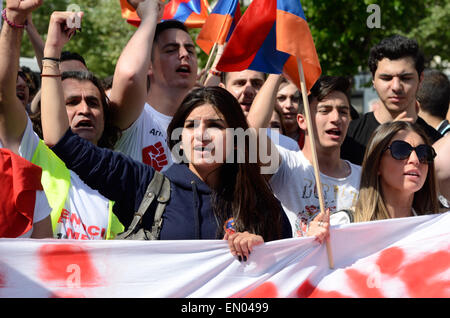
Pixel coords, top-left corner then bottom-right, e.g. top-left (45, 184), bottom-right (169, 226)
top-left (40, 11), bottom-right (291, 261)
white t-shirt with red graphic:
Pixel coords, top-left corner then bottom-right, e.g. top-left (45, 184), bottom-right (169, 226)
top-left (114, 103), bottom-right (173, 171)
top-left (270, 146), bottom-right (361, 237)
top-left (14, 119), bottom-right (112, 240)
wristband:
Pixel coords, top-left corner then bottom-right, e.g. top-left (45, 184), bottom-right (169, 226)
top-left (224, 218), bottom-right (236, 235)
top-left (41, 74), bottom-right (62, 78)
top-left (42, 57), bottom-right (61, 63)
top-left (209, 69), bottom-right (222, 77)
top-left (1, 9), bottom-right (27, 29)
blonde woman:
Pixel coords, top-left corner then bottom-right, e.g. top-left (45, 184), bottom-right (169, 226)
top-left (354, 121), bottom-right (440, 222)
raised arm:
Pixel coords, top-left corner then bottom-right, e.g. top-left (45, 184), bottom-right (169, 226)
top-left (203, 44), bottom-right (224, 87)
top-left (0, 0), bottom-right (42, 154)
top-left (25, 13), bottom-right (45, 71)
top-left (108, 0), bottom-right (164, 130)
top-left (246, 74), bottom-right (283, 177)
top-left (434, 134), bottom-right (450, 202)
top-left (39, 11), bottom-right (154, 224)
top-left (246, 74), bottom-right (283, 130)
top-left (40, 11), bottom-right (83, 147)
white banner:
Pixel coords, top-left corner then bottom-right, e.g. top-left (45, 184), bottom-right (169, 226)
top-left (0, 212), bottom-right (449, 298)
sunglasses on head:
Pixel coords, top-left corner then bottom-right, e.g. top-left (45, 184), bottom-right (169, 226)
top-left (386, 140), bottom-right (436, 164)
top-left (17, 71), bottom-right (32, 84)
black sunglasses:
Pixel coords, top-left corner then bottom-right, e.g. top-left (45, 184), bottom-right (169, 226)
top-left (386, 140), bottom-right (436, 164)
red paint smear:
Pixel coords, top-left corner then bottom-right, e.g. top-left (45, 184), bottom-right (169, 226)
top-left (243, 282), bottom-right (278, 298)
top-left (297, 280), bottom-right (348, 298)
top-left (297, 247), bottom-right (450, 298)
top-left (38, 244), bottom-right (101, 288)
top-left (400, 250), bottom-right (450, 298)
top-left (376, 247), bottom-right (405, 275)
top-left (345, 269), bottom-right (384, 298)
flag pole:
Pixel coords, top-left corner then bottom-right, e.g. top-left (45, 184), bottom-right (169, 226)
top-left (200, 0), bottom-right (237, 85)
top-left (200, 42), bottom-right (218, 84)
top-left (297, 58), bottom-right (334, 269)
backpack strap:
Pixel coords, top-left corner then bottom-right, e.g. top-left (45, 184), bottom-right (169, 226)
top-left (149, 174), bottom-right (171, 239)
top-left (116, 171), bottom-right (166, 239)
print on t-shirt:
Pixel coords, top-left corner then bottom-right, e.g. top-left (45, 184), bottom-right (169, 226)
top-left (270, 146), bottom-right (361, 238)
top-left (55, 208), bottom-right (107, 240)
top-left (142, 141), bottom-right (169, 171)
top-left (115, 104), bottom-right (173, 172)
top-left (295, 179), bottom-right (359, 237)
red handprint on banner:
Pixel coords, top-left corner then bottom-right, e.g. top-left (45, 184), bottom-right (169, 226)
top-left (296, 246), bottom-right (450, 298)
top-left (239, 245), bottom-right (450, 298)
top-left (38, 244), bottom-right (103, 297)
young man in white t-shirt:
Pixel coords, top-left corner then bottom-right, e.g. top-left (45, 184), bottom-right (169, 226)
top-left (247, 75), bottom-right (361, 238)
top-left (109, 0), bottom-right (197, 171)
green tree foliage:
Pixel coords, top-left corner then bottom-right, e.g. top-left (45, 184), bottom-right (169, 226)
top-left (302, 0), bottom-right (432, 76)
top-left (407, 0), bottom-right (450, 68)
top-left (12, 0), bottom-right (449, 79)
top-left (18, 0), bottom-right (135, 79)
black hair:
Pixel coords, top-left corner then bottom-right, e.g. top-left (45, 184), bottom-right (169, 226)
top-left (61, 71), bottom-right (121, 149)
top-left (101, 75), bottom-right (114, 90)
top-left (19, 66), bottom-right (40, 95)
top-left (368, 35), bottom-right (425, 77)
top-left (31, 71), bottom-right (121, 147)
top-left (417, 69), bottom-right (450, 119)
top-left (221, 70), bottom-right (267, 85)
top-left (167, 87), bottom-right (284, 241)
top-left (154, 19), bottom-right (188, 43)
top-left (299, 76), bottom-right (352, 114)
top-left (60, 51), bottom-right (87, 67)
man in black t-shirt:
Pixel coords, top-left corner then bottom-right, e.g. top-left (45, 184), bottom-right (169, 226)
top-left (341, 35), bottom-right (442, 165)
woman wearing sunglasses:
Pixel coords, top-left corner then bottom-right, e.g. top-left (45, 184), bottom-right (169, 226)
top-left (354, 121), bottom-right (440, 222)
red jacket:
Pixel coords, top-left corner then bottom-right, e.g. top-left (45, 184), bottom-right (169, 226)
top-left (0, 149), bottom-right (43, 237)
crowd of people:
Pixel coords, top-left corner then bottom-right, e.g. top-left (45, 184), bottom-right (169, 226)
top-left (1, 0), bottom-right (449, 262)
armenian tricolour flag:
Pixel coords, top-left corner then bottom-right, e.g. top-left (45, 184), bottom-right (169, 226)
top-left (196, 0), bottom-right (241, 54)
top-left (120, 0), bottom-right (209, 28)
top-left (216, 0), bottom-right (321, 91)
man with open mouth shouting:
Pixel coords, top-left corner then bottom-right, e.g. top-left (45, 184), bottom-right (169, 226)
top-left (109, 0), bottom-right (197, 172)
top-left (247, 75), bottom-right (361, 240)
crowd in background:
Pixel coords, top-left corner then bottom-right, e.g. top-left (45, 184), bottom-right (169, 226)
top-left (1, 0), bottom-right (449, 261)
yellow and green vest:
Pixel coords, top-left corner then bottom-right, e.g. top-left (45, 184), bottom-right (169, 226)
top-left (31, 140), bottom-right (124, 239)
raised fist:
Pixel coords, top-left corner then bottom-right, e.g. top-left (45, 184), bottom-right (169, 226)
top-left (5, 0), bottom-right (43, 25)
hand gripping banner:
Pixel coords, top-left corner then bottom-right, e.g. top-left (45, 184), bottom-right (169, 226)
top-left (0, 212), bottom-right (449, 297)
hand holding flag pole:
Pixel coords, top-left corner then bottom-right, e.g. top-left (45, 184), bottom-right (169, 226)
top-left (297, 58), bottom-right (334, 269)
top-left (200, 42), bottom-right (224, 85)
top-left (215, 0), bottom-right (333, 268)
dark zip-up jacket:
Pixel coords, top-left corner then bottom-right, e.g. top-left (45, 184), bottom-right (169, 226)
top-left (51, 129), bottom-right (292, 240)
